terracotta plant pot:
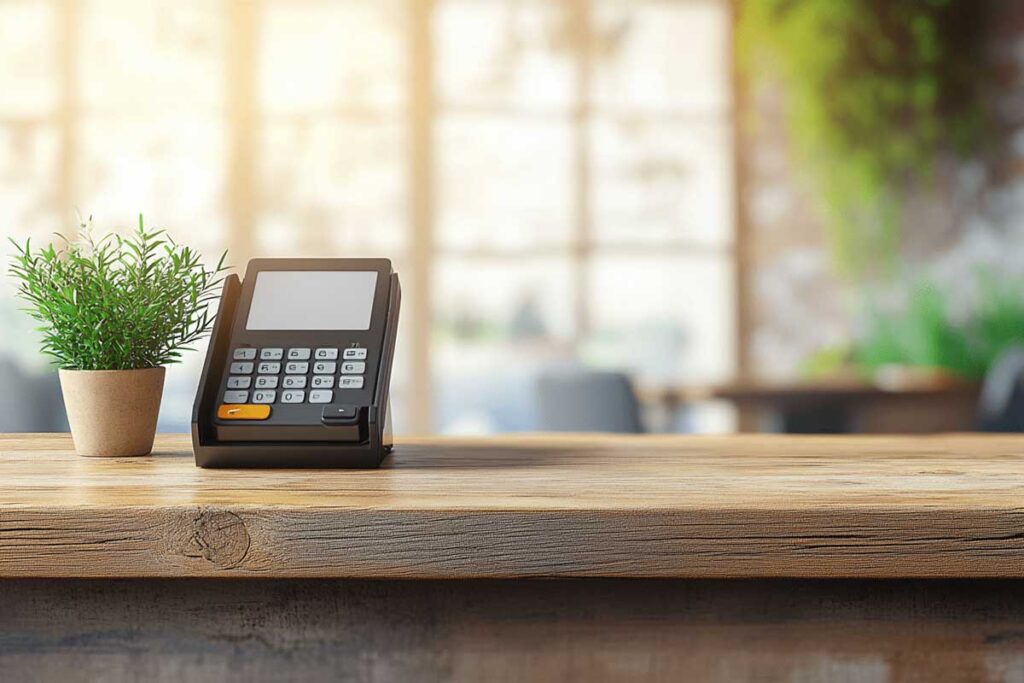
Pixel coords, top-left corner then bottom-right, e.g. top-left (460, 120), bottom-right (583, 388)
top-left (58, 367), bottom-right (166, 457)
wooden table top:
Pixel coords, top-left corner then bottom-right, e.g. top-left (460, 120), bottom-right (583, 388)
top-left (2, 433), bottom-right (1023, 579)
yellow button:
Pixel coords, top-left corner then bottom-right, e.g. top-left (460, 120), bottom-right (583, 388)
top-left (217, 404), bottom-right (271, 420)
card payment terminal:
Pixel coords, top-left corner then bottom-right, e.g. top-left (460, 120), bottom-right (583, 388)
top-left (191, 258), bottom-right (400, 468)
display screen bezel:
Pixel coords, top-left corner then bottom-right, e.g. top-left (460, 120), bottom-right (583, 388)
top-left (234, 259), bottom-right (392, 342)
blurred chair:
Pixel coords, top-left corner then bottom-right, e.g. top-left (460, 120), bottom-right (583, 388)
top-left (536, 369), bottom-right (644, 433)
top-left (0, 358), bottom-right (68, 432)
top-left (977, 347), bottom-right (1024, 432)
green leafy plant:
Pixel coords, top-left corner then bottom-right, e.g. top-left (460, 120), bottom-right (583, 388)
top-left (738, 0), bottom-right (989, 278)
top-left (8, 216), bottom-right (227, 370)
top-left (851, 273), bottom-right (1024, 380)
top-left (854, 280), bottom-right (978, 378)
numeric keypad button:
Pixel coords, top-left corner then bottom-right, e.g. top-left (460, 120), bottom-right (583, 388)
top-left (255, 376), bottom-right (279, 389)
top-left (252, 390), bottom-right (276, 404)
top-left (260, 348), bottom-right (283, 361)
top-left (338, 376), bottom-right (364, 389)
top-left (223, 390), bottom-right (249, 403)
top-left (229, 362), bottom-right (254, 375)
top-left (281, 390), bottom-right (305, 404)
top-left (313, 361), bottom-right (336, 375)
top-left (287, 348), bottom-right (311, 360)
top-left (343, 348), bottom-right (368, 360)
top-left (233, 348), bottom-right (257, 360)
top-left (282, 375), bottom-right (307, 389)
top-left (257, 361), bottom-right (281, 374)
top-left (341, 361), bottom-right (365, 375)
top-left (309, 389), bottom-right (333, 404)
top-left (285, 361), bottom-right (309, 374)
top-left (315, 348), bottom-right (339, 360)
top-left (311, 375), bottom-right (334, 389)
top-left (227, 376), bottom-right (251, 389)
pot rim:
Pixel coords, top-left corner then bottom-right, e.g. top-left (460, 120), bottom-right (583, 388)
top-left (58, 366), bottom-right (166, 375)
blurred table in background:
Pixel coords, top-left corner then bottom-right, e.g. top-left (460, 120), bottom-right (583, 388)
top-left (641, 376), bottom-right (982, 433)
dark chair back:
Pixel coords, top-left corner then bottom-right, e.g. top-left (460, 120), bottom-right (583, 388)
top-left (536, 369), bottom-right (644, 433)
top-left (0, 358), bottom-right (69, 432)
top-left (978, 347), bottom-right (1024, 432)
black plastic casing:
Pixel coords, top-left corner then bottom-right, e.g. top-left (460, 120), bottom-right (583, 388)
top-left (191, 259), bottom-right (401, 468)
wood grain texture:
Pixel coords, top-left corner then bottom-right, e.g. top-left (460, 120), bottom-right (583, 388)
top-left (6, 578), bottom-right (1024, 682)
top-left (3, 433), bottom-right (1024, 578)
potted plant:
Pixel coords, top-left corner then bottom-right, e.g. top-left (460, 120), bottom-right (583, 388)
top-left (801, 272), bottom-right (1024, 387)
top-left (7, 217), bottom-right (226, 456)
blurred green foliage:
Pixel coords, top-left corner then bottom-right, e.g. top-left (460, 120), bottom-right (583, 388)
top-left (738, 0), bottom-right (989, 278)
top-left (854, 280), bottom-right (979, 378)
top-left (805, 273), bottom-right (1024, 380)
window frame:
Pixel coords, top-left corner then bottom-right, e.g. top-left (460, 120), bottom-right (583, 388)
top-left (38, 0), bottom-right (742, 434)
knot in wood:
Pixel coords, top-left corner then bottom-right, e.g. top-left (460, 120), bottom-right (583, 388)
top-left (184, 509), bottom-right (250, 569)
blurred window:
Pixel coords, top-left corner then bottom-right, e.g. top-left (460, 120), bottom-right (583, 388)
top-left (0, 0), bottom-right (734, 434)
top-left (433, 0), bottom-right (735, 433)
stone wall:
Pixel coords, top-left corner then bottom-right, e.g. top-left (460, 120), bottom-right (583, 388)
top-left (742, 2), bottom-right (1024, 378)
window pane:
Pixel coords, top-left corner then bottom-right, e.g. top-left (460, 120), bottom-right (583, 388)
top-left (79, 0), bottom-right (225, 113)
top-left (590, 117), bottom-right (733, 247)
top-left (0, 124), bottom-right (60, 237)
top-left (433, 257), bottom-right (574, 433)
top-left (583, 255), bottom-right (735, 383)
top-left (0, 123), bottom-right (62, 370)
top-left (157, 346), bottom-right (209, 432)
top-left (0, 1), bottom-right (56, 116)
top-left (260, 1), bottom-right (406, 114)
top-left (436, 0), bottom-right (574, 111)
top-left (386, 253), bottom-right (414, 434)
top-left (0, 123), bottom-right (61, 302)
top-left (592, 0), bottom-right (729, 112)
top-left (437, 116), bottom-right (573, 250)
top-left (75, 118), bottom-right (227, 253)
top-left (257, 121), bottom-right (406, 256)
